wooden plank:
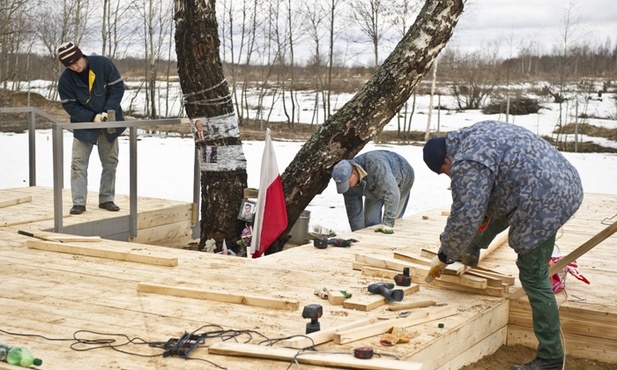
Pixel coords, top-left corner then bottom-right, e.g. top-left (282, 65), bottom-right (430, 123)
top-left (422, 229), bottom-right (509, 276)
top-left (0, 196), bottom-right (32, 208)
top-left (131, 220), bottom-right (192, 245)
top-left (360, 266), bottom-right (400, 279)
top-left (136, 203), bottom-right (194, 229)
top-left (342, 284), bottom-right (420, 311)
top-left (409, 300), bottom-right (509, 368)
top-left (509, 220), bottom-right (617, 300)
top-left (26, 240), bottom-right (178, 267)
top-left (44, 235), bottom-right (101, 242)
top-left (137, 283), bottom-right (299, 311)
top-left (324, 287), bottom-right (347, 305)
top-left (393, 251), bottom-right (431, 266)
top-left (509, 299), bottom-right (617, 341)
top-left (355, 253), bottom-right (424, 275)
top-left (388, 300), bottom-right (437, 311)
top-left (467, 268), bottom-right (515, 286)
top-left (280, 317), bottom-right (377, 349)
top-left (440, 327), bottom-right (507, 370)
top-left (208, 342), bottom-right (422, 370)
top-left (356, 254), bottom-right (488, 290)
top-left (2, 214), bottom-right (68, 227)
top-left (464, 270), bottom-right (505, 287)
top-left (333, 305), bottom-right (458, 344)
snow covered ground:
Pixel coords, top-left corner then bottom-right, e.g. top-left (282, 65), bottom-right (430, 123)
top-left (2, 83), bottom-right (616, 234)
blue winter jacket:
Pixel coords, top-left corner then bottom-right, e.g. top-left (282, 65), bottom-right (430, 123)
top-left (439, 120), bottom-right (583, 259)
top-left (343, 150), bottom-right (415, 230)
top-left (58, 55), bottom-right (126, 144)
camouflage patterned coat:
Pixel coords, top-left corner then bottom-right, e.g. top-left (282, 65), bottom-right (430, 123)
top-left (439, 120), bottom-right (583, 260)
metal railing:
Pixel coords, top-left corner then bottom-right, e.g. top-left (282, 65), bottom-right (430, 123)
top-left (0, 107), bottom-right (200, 239)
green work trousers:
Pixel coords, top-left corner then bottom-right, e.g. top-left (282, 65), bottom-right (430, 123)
top-left (471, 218), bottom-right (563, 359)
top-left (517, 234), bottom-right (563, 360)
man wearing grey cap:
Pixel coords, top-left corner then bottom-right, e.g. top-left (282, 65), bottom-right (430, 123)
top-left (57, 42), bottom-right (126, 215)
top-left (331, 150), bottom-right (414, 234)
top-left (422, 120), bottom-right (583, 370)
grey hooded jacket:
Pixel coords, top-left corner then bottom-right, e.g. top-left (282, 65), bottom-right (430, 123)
top-left (439, 120), bottom-right (583, 259)
top-left (343, 150), bottom-right (414, 230)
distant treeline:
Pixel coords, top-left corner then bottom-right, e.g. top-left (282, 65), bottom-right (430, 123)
top-left (5, 46), bottom-right (617, 92)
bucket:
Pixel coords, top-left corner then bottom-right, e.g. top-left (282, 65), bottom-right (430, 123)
top-left (289, 210), bottom-right (311, 244)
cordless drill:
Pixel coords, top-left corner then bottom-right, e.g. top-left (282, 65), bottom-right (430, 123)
top-left (367, 282), bottom-right (404, 302)
top-left (302, 304), bottom-right (323, 334)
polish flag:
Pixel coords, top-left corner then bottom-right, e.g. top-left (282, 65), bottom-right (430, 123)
top-left (250, 128), bottom-right (288, 258)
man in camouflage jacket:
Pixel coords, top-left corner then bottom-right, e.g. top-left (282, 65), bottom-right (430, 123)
top-left (423, 120), bottom-right (583, 370)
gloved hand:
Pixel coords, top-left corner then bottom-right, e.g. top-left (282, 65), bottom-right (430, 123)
top-left (425, 255), bottom-right (447, 283)
top-left (94, 112), bottom-right (108, 122)
top-left (375, 224), bottom-right (394, 234)
top-left (379, 327), bottom-right (411, 346)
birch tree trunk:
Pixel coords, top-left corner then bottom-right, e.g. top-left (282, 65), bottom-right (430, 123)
top-left (174, 0), bottom-right (247, 251)
top-left (269, 0), bottom-right (464, 253)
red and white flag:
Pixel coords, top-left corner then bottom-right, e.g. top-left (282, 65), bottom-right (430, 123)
top-left (250, 128), bottom-right (288, 258)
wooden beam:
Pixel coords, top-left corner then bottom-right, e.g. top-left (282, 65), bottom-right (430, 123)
top-left (393, 252), bottom-right (431, 266)
top-left (324, 287), bottom-right (347, 305)
top-left (333, 305), bottom-right (457, 344)
top-left (208, 342), bottom-right (422, 370)
top-left (356, 254), bottom-right (488, 290)
top-left (0, 196), bottom-right (32, 208)
top-left (137, 283), bottom-right (299, 311)
top-left (421, 229), bottom-right (509, 276)
top-left (280, 317), bottom-right (377, 349)
top-left (509, 220), bottom-right (617, 300)
top-left (388, 300), bottom-right (437, 311)
top-left (342, 284), bottom-right (420, 311)
top-left (467, 268), bottom-right (515, 286)
top-left (26, 240), bottom-right (178, 267)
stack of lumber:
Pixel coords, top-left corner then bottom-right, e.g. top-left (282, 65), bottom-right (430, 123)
top-left (352, 228), bottom-right (515, 297)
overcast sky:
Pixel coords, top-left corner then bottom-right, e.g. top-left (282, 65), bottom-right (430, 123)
top-left (448, 0), bottom-right (617, 56)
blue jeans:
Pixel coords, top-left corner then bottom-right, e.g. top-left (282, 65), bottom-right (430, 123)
top-left (364, 191), bottom-right (410, 227)
top-left (71, 132), bottom-right (119, 206)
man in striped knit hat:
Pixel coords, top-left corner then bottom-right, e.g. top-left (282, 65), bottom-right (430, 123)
top-left (57, 42), bottom-right (126, 215)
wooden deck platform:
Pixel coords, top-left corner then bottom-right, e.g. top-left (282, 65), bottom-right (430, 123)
top-left (0, 187), bottom-right (615, 370)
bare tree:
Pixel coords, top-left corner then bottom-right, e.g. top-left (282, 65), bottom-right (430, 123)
top-left (281, 0), bottom-right (300, 127)
top-left (1, 0), bottom-right (37, 91)
top-left (270, 0), bottom-right (464, 253)
top-left (134, 0), bottom-right (173, 118)
top-left (446, 41), bottom-right (503, 110)
top-left (301, 1), bottom-right (327, 125)
top-left (174, 0), bottom-right (248, 250)
top-left (34, 0), bottom-right (94, 100)
top-left (101, 0), bottom-right (138, 59)
top-left (349, 0), bottom-right (392, 67)
top-left (218, 0), bottom-right (260, 125)
top-left (552, 0), bottom-right (584, 144)
top-left (324, 0), bottom-right (345, 119)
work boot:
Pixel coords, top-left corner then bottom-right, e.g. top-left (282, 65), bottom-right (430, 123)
top-left (459, 244), bottom-right (481, 267)
top-left (70, 205), bottom-right (86, 215)
top-left (511, 357), bottom-right (564, 370)
top-left (99, 201), bottom-right (120, 211)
